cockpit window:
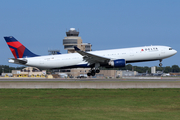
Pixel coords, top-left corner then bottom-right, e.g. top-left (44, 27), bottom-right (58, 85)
top-left (169, 48), bottom-right (172, 50)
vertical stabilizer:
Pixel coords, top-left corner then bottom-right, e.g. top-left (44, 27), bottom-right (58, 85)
top-left (4, 36), bottom-right (39, 58)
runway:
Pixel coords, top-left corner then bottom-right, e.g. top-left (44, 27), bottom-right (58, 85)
top-left (0, 77), bottom-right (180, 82)
top-left (0, 77), bottom-right (180, 89)
top-left (1, 82), bottom-right (180, 89)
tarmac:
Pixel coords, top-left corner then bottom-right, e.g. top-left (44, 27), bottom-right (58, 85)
top-left (0, 82), bottom-right (180, 89)
top-left (0, 77), bottom-right (180, 89)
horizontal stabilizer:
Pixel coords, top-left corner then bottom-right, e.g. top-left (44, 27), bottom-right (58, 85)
top-left (9, 58), bottom-right (27, 64)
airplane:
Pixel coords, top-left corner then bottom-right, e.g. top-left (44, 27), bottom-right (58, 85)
top-left (4, 36), bottom-right (177, 76)
top-left (151, 69), bottom-right (165, 76)
top-left (137, 70), bottom-right (150, 76)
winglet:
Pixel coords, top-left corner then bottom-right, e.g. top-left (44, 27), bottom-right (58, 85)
top-left (74, 46), bottom-right (81, 51)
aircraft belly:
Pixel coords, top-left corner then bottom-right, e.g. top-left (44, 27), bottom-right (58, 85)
top-left (26, 57), bottom-right (83, 69)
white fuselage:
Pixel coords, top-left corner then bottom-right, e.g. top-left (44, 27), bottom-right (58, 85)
top-left (12, 45), bottom-right (177, 69)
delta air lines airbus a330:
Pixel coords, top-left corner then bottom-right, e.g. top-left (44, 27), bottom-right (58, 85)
top-left (4, 36), bottom-right (177, 76)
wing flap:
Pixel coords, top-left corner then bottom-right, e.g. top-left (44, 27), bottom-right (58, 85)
top-left (74, 46), bottom-right (110, 64)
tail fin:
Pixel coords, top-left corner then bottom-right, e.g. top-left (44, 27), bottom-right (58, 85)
top-left (4, 36), bottom-right (39, 58)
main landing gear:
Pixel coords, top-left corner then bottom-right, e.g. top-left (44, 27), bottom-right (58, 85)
top-left (87, 63), bottom-right (100, 76)
top-left (159, 59), bottom-right (163, 67)
top-left (87, 68), bottom-right (100, 76)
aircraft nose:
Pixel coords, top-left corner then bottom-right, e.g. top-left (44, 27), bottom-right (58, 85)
top-left (173, 50), bottom-right (177, 55)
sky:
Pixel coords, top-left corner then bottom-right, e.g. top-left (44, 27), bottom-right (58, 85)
top-left (0, 0), bottom-right (179, 67)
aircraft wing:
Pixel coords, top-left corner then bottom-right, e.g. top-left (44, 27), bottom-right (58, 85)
top-left (74, 46), bottom-right (110, 64)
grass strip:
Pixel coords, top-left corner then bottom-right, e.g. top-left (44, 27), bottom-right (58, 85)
top-left (0, 89), bottom-right (180, 120)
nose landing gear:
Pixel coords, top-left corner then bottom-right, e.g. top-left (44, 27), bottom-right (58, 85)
top-left (159, 60), bottom-right (163, 67)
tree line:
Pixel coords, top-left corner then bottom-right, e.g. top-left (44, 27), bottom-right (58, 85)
top-left (0, 65), bottom-right (25, 75)
top-left (0, 64), bottom-right (180, 75)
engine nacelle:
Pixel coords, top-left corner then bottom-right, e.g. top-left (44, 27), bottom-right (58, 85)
top-left (108, 59), bottom-right (126, 67)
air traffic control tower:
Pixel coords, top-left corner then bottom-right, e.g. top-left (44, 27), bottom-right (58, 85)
top-left (63, 28), bottom-right (92, 53)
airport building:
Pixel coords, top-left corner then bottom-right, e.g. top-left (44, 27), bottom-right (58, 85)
top-left (151, 66), bottom-right (156, 73)
top-left (59, 28), bottom-right (92, 77)
top-left (12, 67), bottom-right (46, 77)
top-left (96, 70), bottom-right (138, 78)
top-left (1, 73), bottom-right (13, 77)
top-left (55, 68), bottom-right (90, 78)
top-left (63, 28), bottom-right (92, 53)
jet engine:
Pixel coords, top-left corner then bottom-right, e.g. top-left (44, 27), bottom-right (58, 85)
top-left (108, 59), bottom-right (126, 67)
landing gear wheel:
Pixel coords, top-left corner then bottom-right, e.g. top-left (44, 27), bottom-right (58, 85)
top-left (87, 70), bottom-right (96, 76)
top-left (91, 70), bottom-right (96, 76)
top-left (87, 63), bottom-right (100, 76)
top-left (159, 63), bottom-right (163, 67)
top-left (96, 69), bottom-right (100, 73)
top-left (87, 73), bottom-right (91, 76)
top-left (159, 59), bottom-right (163, 67)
